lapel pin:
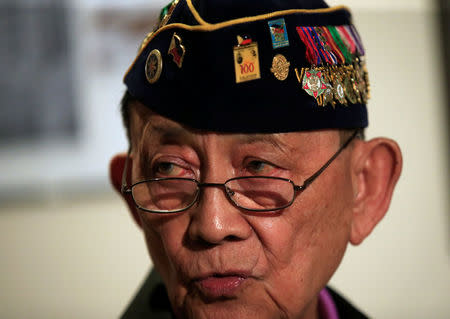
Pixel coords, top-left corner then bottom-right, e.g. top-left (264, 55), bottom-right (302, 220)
top-left (268, 18), bottom-right (290, 49)
top-left (145, 49), bottom-right (163, 84)
top-left (270, 54), bottom-right (290, 81)
top-left (168, 32), bottom-right (186, 68)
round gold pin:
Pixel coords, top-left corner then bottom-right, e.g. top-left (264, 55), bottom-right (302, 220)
top-left (270, 54), bottom-right (290, 81)
top-left (145, 49), bottom-right (163, 84)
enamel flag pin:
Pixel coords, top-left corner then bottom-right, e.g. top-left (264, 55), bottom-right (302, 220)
top-left (168, 32), bottom-right (186, 68)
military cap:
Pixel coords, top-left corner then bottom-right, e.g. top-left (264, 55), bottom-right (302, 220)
top-left (124, 0), bottom-right (370, 133)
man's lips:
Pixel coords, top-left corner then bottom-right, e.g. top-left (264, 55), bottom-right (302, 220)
top-left (194, 273), bottom-right (250, 299)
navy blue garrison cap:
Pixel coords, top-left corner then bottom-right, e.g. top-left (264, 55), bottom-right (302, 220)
top-left (124, 0), bottom-right (370, 133)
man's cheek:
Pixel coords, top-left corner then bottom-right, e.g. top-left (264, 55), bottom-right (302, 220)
top-left (249, 219), bottom-right (297, 266)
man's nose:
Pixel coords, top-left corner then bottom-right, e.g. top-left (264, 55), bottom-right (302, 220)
top-left (187, 185), bottom-right (252, 245)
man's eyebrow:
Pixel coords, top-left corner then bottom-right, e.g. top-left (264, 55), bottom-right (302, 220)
top-left (237, 134), bottom-right (293, 154)
top-left (143, 122), bottom-right (193, 142)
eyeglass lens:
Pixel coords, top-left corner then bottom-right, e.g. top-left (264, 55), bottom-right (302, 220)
top-left (131, 177), bottom-right (295, 213)
top-left (225, 178), bottom-right (294, 210)
top-left (132, 179), bottom-right (198, 212)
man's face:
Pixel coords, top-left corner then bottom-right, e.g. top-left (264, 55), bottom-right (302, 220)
top-left (128, 106), bottom-right (356, 319)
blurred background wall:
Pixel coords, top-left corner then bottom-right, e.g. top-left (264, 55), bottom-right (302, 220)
top-left (0, 0), bottom-right (448, 318)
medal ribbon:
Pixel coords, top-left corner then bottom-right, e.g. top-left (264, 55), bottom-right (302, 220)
top-left (337, 26), bottom-right (356, 55)
top-left (313, 27), bottom-right (338, 65)
top-left (348, 25), bottom-right (365, 56)
top-left (307, 27), bottom-right (334, 65)
top-left (308, 27), bottom-right (334, 65)
top-left (297, 27), bottom-right (321, 65)
top-left (320, 27), bottom-right (345, 64)
top-left (328, 26), bottom-right (352, 64)
top-left (336, 27), bottom-right (351, 54)
top-left (297, 25), bottom-right (365, 67)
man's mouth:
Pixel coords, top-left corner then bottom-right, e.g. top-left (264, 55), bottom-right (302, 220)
top-left (194, 273), bottom-right (249, 299)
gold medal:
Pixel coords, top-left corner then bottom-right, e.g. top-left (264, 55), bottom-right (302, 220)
top-left (353, 62), bottom-right (365, 103)
top-left (332, 68), bottom-right (348, 106)
top-left (343, 71), bottom-right (358, 104)
top-left (358, 59), bottom-right (370, 103)
top-left (233, 40), bottom-right (261, 83)
top-left (168, 33), bottom-right (186, 68)
top-left (322, 82), bottom-right (335, 107)
top-left (322, 69), bottom-right (335, 108)
top-left (296, 63), bottom-right (368, 107)
top-left (270, 54), bottom-right (290, 81)
top-left (145, 49), bottom-right (163, 84)
top-left (363, 61), bottom-right (371, 100)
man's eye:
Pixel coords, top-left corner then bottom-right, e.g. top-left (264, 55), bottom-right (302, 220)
top-left (246, 160), bottom-right (276, 175)
top-left (153, 162), bottom-right (185, 177)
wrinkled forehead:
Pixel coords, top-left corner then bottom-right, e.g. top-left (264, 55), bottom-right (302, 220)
top-left (129, 101), bottom-right (338, 154)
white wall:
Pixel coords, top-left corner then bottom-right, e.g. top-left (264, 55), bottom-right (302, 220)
top-left (329, 7), bottom-right (449, 319)
top-left (0, 1), bottom-right (448, 318)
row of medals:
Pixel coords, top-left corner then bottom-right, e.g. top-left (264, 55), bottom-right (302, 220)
top-left (146, 0), bottom-right (370, 108)
top-left (297, 57), bottom-right (370, 108)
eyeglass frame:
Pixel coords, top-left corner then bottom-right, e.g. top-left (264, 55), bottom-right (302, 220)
top-left (121, 130), bottom-right (359, 213)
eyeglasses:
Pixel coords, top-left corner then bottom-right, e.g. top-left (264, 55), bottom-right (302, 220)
top-left (121, 130), bottom-right (359, 213)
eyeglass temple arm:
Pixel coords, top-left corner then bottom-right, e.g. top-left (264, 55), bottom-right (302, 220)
top-left (121, 148), bottom-right (132, 194)
top-left (295, 130), bottom-right (359, 192)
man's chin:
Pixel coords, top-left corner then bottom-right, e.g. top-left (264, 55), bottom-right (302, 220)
top-left (174, 297), bottom-right (284, 319)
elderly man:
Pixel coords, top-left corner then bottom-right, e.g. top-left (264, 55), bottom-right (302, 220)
top-left (110, 0), bottom-right (402, 318)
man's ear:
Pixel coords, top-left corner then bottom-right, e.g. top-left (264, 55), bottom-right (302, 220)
top-left (109, 153), bottom-right (142, 228)
top-left (350, 138), bottom-right (403, 245)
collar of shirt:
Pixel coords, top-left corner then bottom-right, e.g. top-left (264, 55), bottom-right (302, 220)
top-left (319, 288), bottom-right (340, 319)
